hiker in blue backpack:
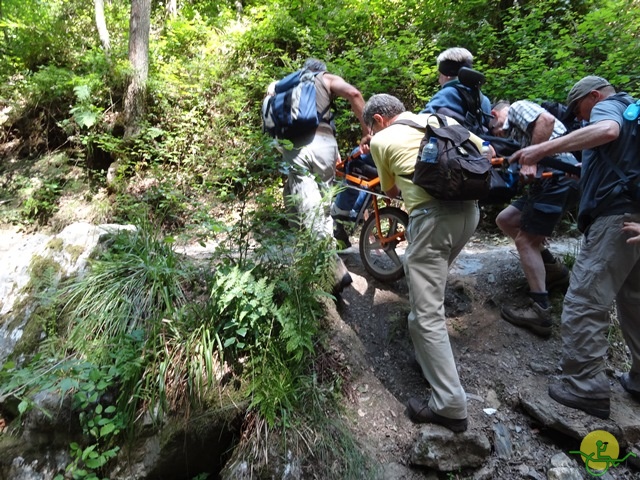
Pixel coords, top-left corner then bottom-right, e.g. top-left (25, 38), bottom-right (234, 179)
top-left (269, 58), bottom-right (368, 294)
top-left (420, 47), bottom-right (492, 135)
top-left (511, 76), bottom-right (640, 420)
top-left (490, 100), bottom-right (579, 337)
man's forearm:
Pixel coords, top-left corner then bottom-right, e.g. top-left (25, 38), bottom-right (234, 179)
top-left (539, 120), bottom-right (619, 157)
top-left (515, 120), bottom-right (620, 166)
top-left (384, 185), bottom-right (400, 199)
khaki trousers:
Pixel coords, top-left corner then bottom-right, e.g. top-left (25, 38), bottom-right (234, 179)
top-left (404, 200), bottom-right (479, 419)
top-left (282, 131), bottom-right (339, 240)
top-left (561, 213), bottom-right (640, 397)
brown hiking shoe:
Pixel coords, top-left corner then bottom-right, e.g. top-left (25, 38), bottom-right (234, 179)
top-left (406, 398), bottom-right (468, 432)
top-left (501, 300), bottom-right (552, 337)
top-left (545, 261), bottom-right (570, 292)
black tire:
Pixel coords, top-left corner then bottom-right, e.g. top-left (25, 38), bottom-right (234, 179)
top-left (359, 206), bottom-right (408, 282)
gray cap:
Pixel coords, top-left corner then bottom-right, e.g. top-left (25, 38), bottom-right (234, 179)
top-left (566, 76), bottom-right (612, 113)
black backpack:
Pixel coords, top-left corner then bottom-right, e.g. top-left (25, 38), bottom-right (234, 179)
top-left (395, 114), bottom-right (492, 201)
top-left (454, 67), bottom-right (491, 136)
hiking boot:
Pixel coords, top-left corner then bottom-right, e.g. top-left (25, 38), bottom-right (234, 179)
top-left (619, 373), bottom-right (640, 402)
top-left (333, 222), bottom-right (352, 249)
top-left (330, 202), bottom-right (351, 219)
top-left (332, 272), bottom-right (352, 297)
top-left (332, 257), bottom-right (353, 296)
top-left (545, 261), bottom-right (570, 292)
top-left (406, 398), bottom-right (468, 433)
top-left (501, 300), bottom-right (552, 337)
top-left (548, 381), bottom-right (610, 419)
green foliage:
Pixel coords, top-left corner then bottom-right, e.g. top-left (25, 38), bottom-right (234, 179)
top-left (60, 223), bottom-right (190, 352)
top-left (69, 85), bottom-right (101, 129)
top-left (212, 266), bottom-right (281, 351)
top-left (2, 201), bottom-right (338, 455)
top-left (60, 362), bottom-right (126, 480)
top-left (4, 0), bottom-right (640, 476)
top-left (21, 178), bottom-right (64, 225)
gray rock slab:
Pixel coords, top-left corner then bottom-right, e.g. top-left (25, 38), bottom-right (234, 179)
top-left (410, 427), bottom-right (491, 471)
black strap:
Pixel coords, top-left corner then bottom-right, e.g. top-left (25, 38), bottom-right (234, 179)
top-left (586, 93), bottom-right (639, 218)
top-left (313, 71), bottom-right (333, 125)
top-left (589, 156), bottom-right (635, 218)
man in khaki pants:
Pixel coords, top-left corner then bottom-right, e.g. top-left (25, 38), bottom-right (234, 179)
top-left (512, 76), bottom-right (640, 419)
top-left (362, 94), bottom-right (485, 432)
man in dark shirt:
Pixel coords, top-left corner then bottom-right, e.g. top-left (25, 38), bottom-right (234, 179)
top-left (511, 76), bottom-right (640, 419)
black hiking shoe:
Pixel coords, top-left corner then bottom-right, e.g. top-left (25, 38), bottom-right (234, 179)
top-left (333, 221), bottom-right (352, 249)
top-left (545, 261), bottom-right (570, 293)
top-left (548, 381), bottom-right (610, 419)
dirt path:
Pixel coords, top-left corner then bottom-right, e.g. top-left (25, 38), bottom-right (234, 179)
top-left (328, 233), bottom-right (639, 479)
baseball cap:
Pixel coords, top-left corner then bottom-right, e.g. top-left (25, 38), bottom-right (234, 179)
top-left (566, 76), bottom-right (612, 113)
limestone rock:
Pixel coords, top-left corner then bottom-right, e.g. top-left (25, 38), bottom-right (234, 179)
top-left (410, 427), bottom-right (491, 471)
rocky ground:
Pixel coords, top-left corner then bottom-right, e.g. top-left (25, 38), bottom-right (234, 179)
top-left (2, 219), bottom-right (640, 479)
top-left (326, 230), bottom-right (640, 479)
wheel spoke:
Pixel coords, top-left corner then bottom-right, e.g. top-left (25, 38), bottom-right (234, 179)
top-left (359, 207), bottom-right (408, 282)
top-left (384, 248), bottom-right (402, 267)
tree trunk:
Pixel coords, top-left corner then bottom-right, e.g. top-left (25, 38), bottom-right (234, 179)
top-left (123, 0), bottom-right (151, 138)
top-left (166, 0), bottom-right (177, 18)
top-left (0, 0), bottom-right (6, 48)
top-left (94, 0), bottom-right (111, 56)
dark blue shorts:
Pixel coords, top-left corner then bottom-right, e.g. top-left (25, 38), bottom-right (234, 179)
top-left (511, 177), bottom-right (579, 237)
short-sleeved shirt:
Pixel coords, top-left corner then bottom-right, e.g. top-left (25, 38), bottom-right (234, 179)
top-left (502, 100), bottom-right (567, 145)
top-left (369, 112), bottom-right (485, 214)
top-left (579, 93), bottom-right (640, 225)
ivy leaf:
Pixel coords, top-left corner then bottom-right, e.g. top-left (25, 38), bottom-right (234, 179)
top-left (73, 109), bottom-right (98, 128)
top-left (100, 423), bottom-right (116, 437)
top-left (18, 399), bottom-right (29, 415)
top-left (73, 85), bottom-right (91, 102)
top-left (59, 377), bottom-right (78, 394)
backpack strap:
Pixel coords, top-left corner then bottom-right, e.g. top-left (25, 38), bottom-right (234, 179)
top-left (586, 94), bottom-right (639, 219)
top-left (394, 114), bottom-right (477, 146)
top-left (313, 72), bottom-right (334, 126)
top-left (449, 82), bottom-right (487, 135)
top-left (452, 84), bottom-right (477, 116)
top-left (392, 114), bottom-right (447, 130)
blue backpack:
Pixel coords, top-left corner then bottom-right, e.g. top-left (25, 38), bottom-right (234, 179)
top-left (262, 69), bottom-right (330, 139)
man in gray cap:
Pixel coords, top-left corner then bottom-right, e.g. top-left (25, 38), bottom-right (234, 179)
top-left (510, 75), bottom-right (640, 419)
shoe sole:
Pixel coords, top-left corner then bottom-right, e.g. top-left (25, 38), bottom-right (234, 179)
top-left (501, 309), bottom-right (552, 337)
top-left (548, 385), bottom-right (609, 419)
